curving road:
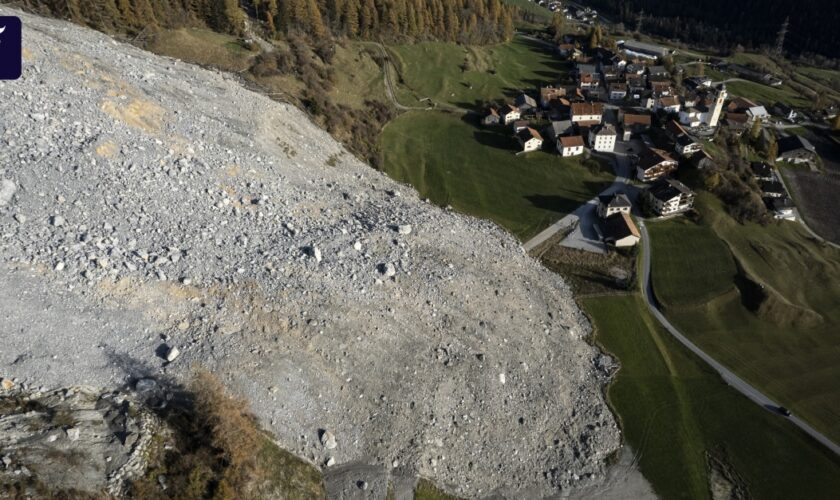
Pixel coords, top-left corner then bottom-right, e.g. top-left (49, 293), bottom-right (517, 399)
top-left (638, 221), bottom-right (840, 456)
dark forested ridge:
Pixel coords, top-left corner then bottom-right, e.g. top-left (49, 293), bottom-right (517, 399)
top-left (587, 0), bottom-right (839, 58)
top-left (11, 0), bottom-right (516, 45)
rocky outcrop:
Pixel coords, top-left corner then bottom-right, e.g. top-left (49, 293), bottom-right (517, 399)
top-left (0, 7), bottom-right (621, 497)
top-left (0, 385), bottom-right (159, 496)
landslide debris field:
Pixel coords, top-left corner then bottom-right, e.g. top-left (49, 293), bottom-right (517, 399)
top-left (0, 8), bottom-right (638, 497)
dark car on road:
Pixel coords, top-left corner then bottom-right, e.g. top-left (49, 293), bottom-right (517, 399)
top-left (778, 406), bottom-right (792, 417)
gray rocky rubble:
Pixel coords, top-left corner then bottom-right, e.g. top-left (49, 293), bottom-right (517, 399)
top-left (0, 7), bottom-right (634, 497)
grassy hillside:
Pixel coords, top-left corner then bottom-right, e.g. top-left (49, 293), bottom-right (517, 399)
top-left (379, 110), bottom-right (613, 240)
top-left (503, 0), bottom-right (553, 22)
top-left (647, 192), bottom-right (840, 444)
top-left (583, 294), bottom-right (840, 500)
top-left (388, 37), bottom-right (569, 109)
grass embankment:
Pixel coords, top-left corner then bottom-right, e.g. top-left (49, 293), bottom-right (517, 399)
top-left (647, 192), bottom-right (840, 444)
top-left (379, 111), bottom-right (613, 240)
top-left (583, 294), bottom-right (840, 500)
top-left (503, 0), bottom-right (553, 22)
top-left (388, 37), bottom-right (569, 109)
top-left (147, 28), bottom-right (258, 72)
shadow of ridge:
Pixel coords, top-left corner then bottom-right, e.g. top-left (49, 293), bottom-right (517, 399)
top-left (474, 129), bottom-right (519, 151)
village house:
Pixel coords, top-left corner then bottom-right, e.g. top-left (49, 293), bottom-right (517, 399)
top-left (540, 86), bottom-right (566, 109)
top-left (621, 113), bottom-right (652, 140)
top-left (747, 105), bottom-right (770, 121)
top-left (620, 40), bottom-right (670, 60)
top-left (545, 120), bottom-right (574, 146)
top-left (517, 127), bottom-right (544, 153)
top-left (647, 65), bottom-right (671, 80)
top-left (684, 76), bottom-right (713, 90)
top-left (767, 197), bottom-right (796, 221)
top-left (570, 102), bottom-right (604, 126)
top-left (609, 83), bottom-right (628, 101)
top-left (636, 148), bottom-right (678, 181)
top-left (559, 135), bottom-right (585, 157)
top-left (776, 135), bottom-right (817, 164)
top-left (512, 119), bottom-right (530, 132)
top-left (601, 64), bottom-right (621, 82)
top-left (760, 179), bottom-right (786, 198)
top-left (626, 74), bottom-right (647, 96)
top-left (772, 102), bottom-right (798, 122)
top-left (624, 63), bottom-right (646, 75)
top-left (501, 104), bottom-right (520, 125)
top-left (650, 81), bottom-right (673, 97)
top-left (597, 192), bottom-right (632, 218)
top-left (655, 95), bottom-right (682, 113)
top-left (690, 150), bottom-right (715, 169)
top-left (724, 112), bottom-right (750, 136)
top-left (727, 96), bottom-right (760, 114)
top-left (646, 178), bottom-right (695, 216)
top-left (601, 212), bottom-right (641, 247)
top-left (750, 162), bottom-right (775, 181)
top-left (515, 94), bottom-right (538, 114)
top-left (483, 107), bottom-right (500, 126)
top-left (675, 134), bottom-right (702, 157)
top-left (589, 124), bottom-right (617, 152)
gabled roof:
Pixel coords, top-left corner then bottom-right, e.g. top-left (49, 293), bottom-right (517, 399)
top-left (503, 103), bottom-right (519, 114)
top-left (486, 107), bottom-right (500, 117)
top-left (666, 120), bottom-right (688, 137)
top-left (638, 148), bottom-right (677, 170)
top-left (517, 127), bottom-right (543, 142)
top-left (602, 212), bottom-right (641, 241)
top-left (571, 102), bottom-right (604, 116)
top-left (647, 178), bottom-right (694, 202)
top-left (623, 113), bottom-right (652, 126)
top-left (599, 192), bottom-right (632, 208)
top-left (777, 135), bottom-right (816, 154)
top-left (560, 135), bottom-right (585, 148)
top-left (516, 94), bottom-right (537, 108)
top-left (658, 96), bottom-right (681, 107)
top-left (594, 124), bottom-right (617, 136)
top-left (750, 162), bottom-right (774, 177)
top-left (676, 134), bottom-right (699, 146)
top-left (549, 120), bottom-right (573, 136)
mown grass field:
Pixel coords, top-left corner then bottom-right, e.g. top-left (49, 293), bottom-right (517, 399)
top-left (379, 110), bottom-right (613, 240)
top-left (583, 294), bottom-right (840, 500)
top-left (648, 217), bottom-right (737, 307)
top-left (647, 192), bottom-right (840, 444)
top-left (503, 0), bottom-right (553, 22)
top-left (388, 37), bottom-right (569, 109)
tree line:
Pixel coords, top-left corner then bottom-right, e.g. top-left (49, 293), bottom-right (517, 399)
top-left (16, 0), bottom-right (516, 44)
top-left (583, 0), bottom-right (840, 59)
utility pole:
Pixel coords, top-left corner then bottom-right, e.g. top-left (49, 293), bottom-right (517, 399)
top-left (774, 16), bottom-right (789, 57)
top-left (635, 10), bottom-right (645, 34)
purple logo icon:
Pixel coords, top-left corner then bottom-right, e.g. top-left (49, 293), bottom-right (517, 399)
top-left (0, 16), bottom-right (22, 80)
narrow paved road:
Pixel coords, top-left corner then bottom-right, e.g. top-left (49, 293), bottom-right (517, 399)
top-left (638, 221), bottom-right (840, 456)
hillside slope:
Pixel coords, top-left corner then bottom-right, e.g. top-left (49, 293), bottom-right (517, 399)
top-left (0, 8), bottom-right (630, 497)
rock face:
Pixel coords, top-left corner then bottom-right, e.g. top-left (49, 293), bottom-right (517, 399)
top-left (0, 386), bottom-right (158, 495)
top-left (0, 7), bottom-right (620, 497)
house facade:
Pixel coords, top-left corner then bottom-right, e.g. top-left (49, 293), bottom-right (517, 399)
top-left (571, 102), bottom-right (604, 125)
top-left (636, 148), bottom-right (678, 182)
top-left (590, 124), bottom-right (617, 152)
top-left (517, 127), bottom-right (544, 153)
top-left (502, 104), bottom-right (520, 125)
top-left (597, 193), bottom-right (632, 218)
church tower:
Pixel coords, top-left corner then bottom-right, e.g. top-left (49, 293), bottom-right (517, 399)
top-left (708, 84), bottom-right (727, 128)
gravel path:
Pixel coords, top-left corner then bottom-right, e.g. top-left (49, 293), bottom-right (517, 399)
top-left (0, 7), bottom-right (637, 497)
